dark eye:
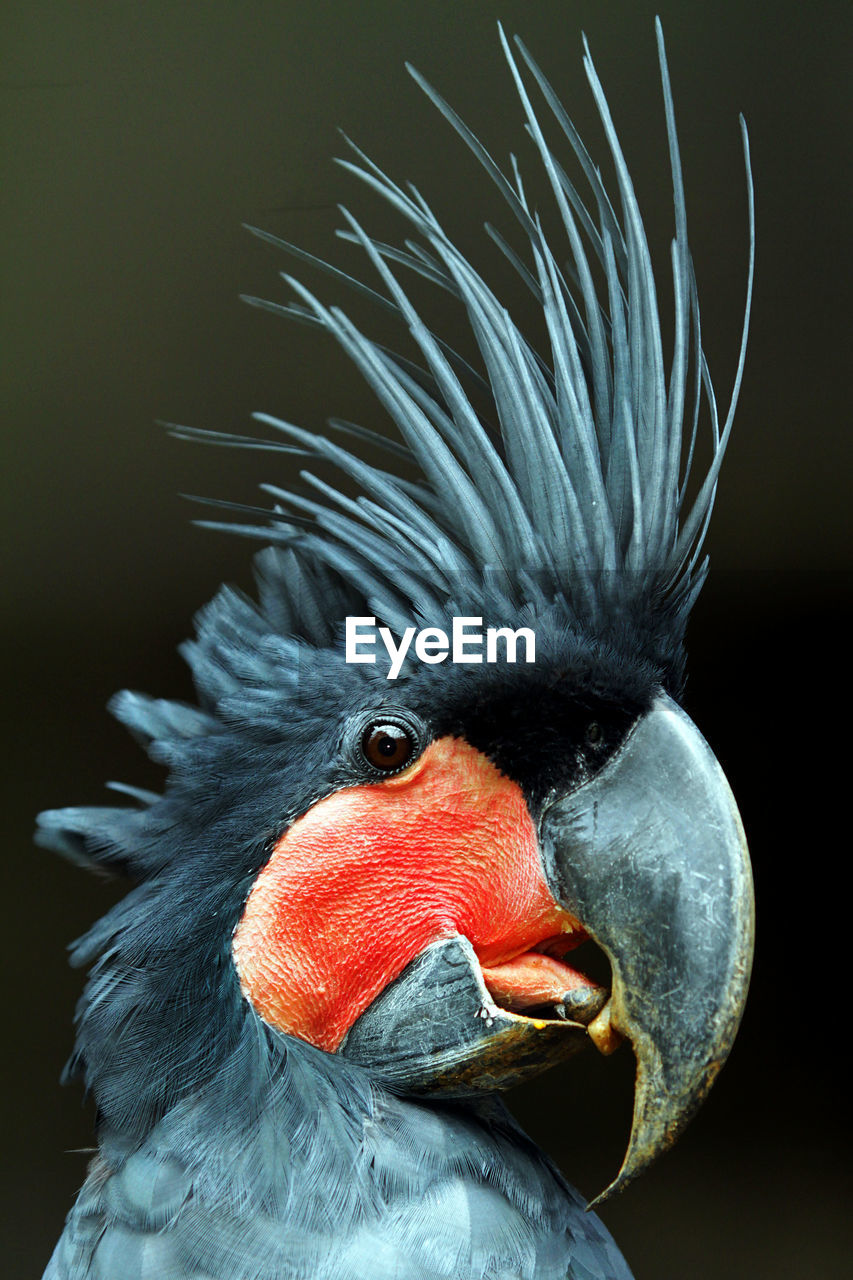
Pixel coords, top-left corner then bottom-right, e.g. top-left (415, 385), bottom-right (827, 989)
top-left (362, 721), bottom-right (417, 774)
top-left (585, 721), bottom-right (603, 747)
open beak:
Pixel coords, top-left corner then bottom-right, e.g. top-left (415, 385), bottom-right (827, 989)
top-left (540, 692), bottom-right (754, 1200)
top-left (341, 691), bottom-right (753, 1201)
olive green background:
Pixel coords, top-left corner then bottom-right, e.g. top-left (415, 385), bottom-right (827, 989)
top-left (2, 2), bottom-right (850, 1276)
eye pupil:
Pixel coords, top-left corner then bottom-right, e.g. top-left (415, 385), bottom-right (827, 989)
top-left (362, 722), bottom-right (416, 773)
top-left (586, 721), bottom-right (603, 746)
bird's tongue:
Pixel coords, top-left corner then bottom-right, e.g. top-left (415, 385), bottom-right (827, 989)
top-left (480, 950), bottom-right (608, 1026)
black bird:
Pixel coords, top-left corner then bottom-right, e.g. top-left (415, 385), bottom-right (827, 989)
top-left (40, 21), bottom-right (755, 1280)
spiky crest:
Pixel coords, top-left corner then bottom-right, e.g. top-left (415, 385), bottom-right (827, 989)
top-left (169, 19), bottom-right (754, 677)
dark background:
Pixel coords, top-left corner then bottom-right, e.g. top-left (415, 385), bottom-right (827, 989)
top-left (2, 2), bottom-right (850, 1277)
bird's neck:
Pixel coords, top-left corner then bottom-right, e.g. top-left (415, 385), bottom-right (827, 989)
top-left (98, 1030), bottom-right (572, 1247)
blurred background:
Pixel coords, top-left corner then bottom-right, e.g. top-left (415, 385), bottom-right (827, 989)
top-left (2, 1), bottom-right (850, 1276)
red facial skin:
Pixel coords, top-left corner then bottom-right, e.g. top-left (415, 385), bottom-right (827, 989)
top-left (233, 735), bottom-right (582, 1052)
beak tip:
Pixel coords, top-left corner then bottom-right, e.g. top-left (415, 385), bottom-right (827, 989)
top-left (590, 1027), bottom-right (743, 1206)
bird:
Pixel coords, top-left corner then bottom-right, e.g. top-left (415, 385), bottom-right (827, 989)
top-left (39, 19), bottom-right (755, 1280)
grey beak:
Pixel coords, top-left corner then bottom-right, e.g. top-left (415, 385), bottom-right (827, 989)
top-left (540, 692), bottom-right (754, 1201)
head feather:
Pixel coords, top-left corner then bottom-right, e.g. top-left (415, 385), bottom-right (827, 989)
top-left (173, 21), bottom-right (753, 686)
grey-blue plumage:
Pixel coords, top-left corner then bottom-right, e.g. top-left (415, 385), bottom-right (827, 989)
top-left (39, 19), bottom-right (754, 1280)
top-left (46, 1058), bottom-right (631, 1279)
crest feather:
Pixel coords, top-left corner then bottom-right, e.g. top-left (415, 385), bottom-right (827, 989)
top-left (175, 21), bottom-right (753, 675)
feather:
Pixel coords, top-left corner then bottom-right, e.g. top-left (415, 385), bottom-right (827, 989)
top-left (166, 21), bottom-right (754, 684)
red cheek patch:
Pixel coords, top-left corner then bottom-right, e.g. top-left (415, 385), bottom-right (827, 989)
top-left (232, 735), bottom-right (573, 1051)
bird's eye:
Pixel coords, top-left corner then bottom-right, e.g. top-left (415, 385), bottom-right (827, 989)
top-left (586, 721), bottom-right (603, 747)
top-left (362, 721), bottom-right (417, 774)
